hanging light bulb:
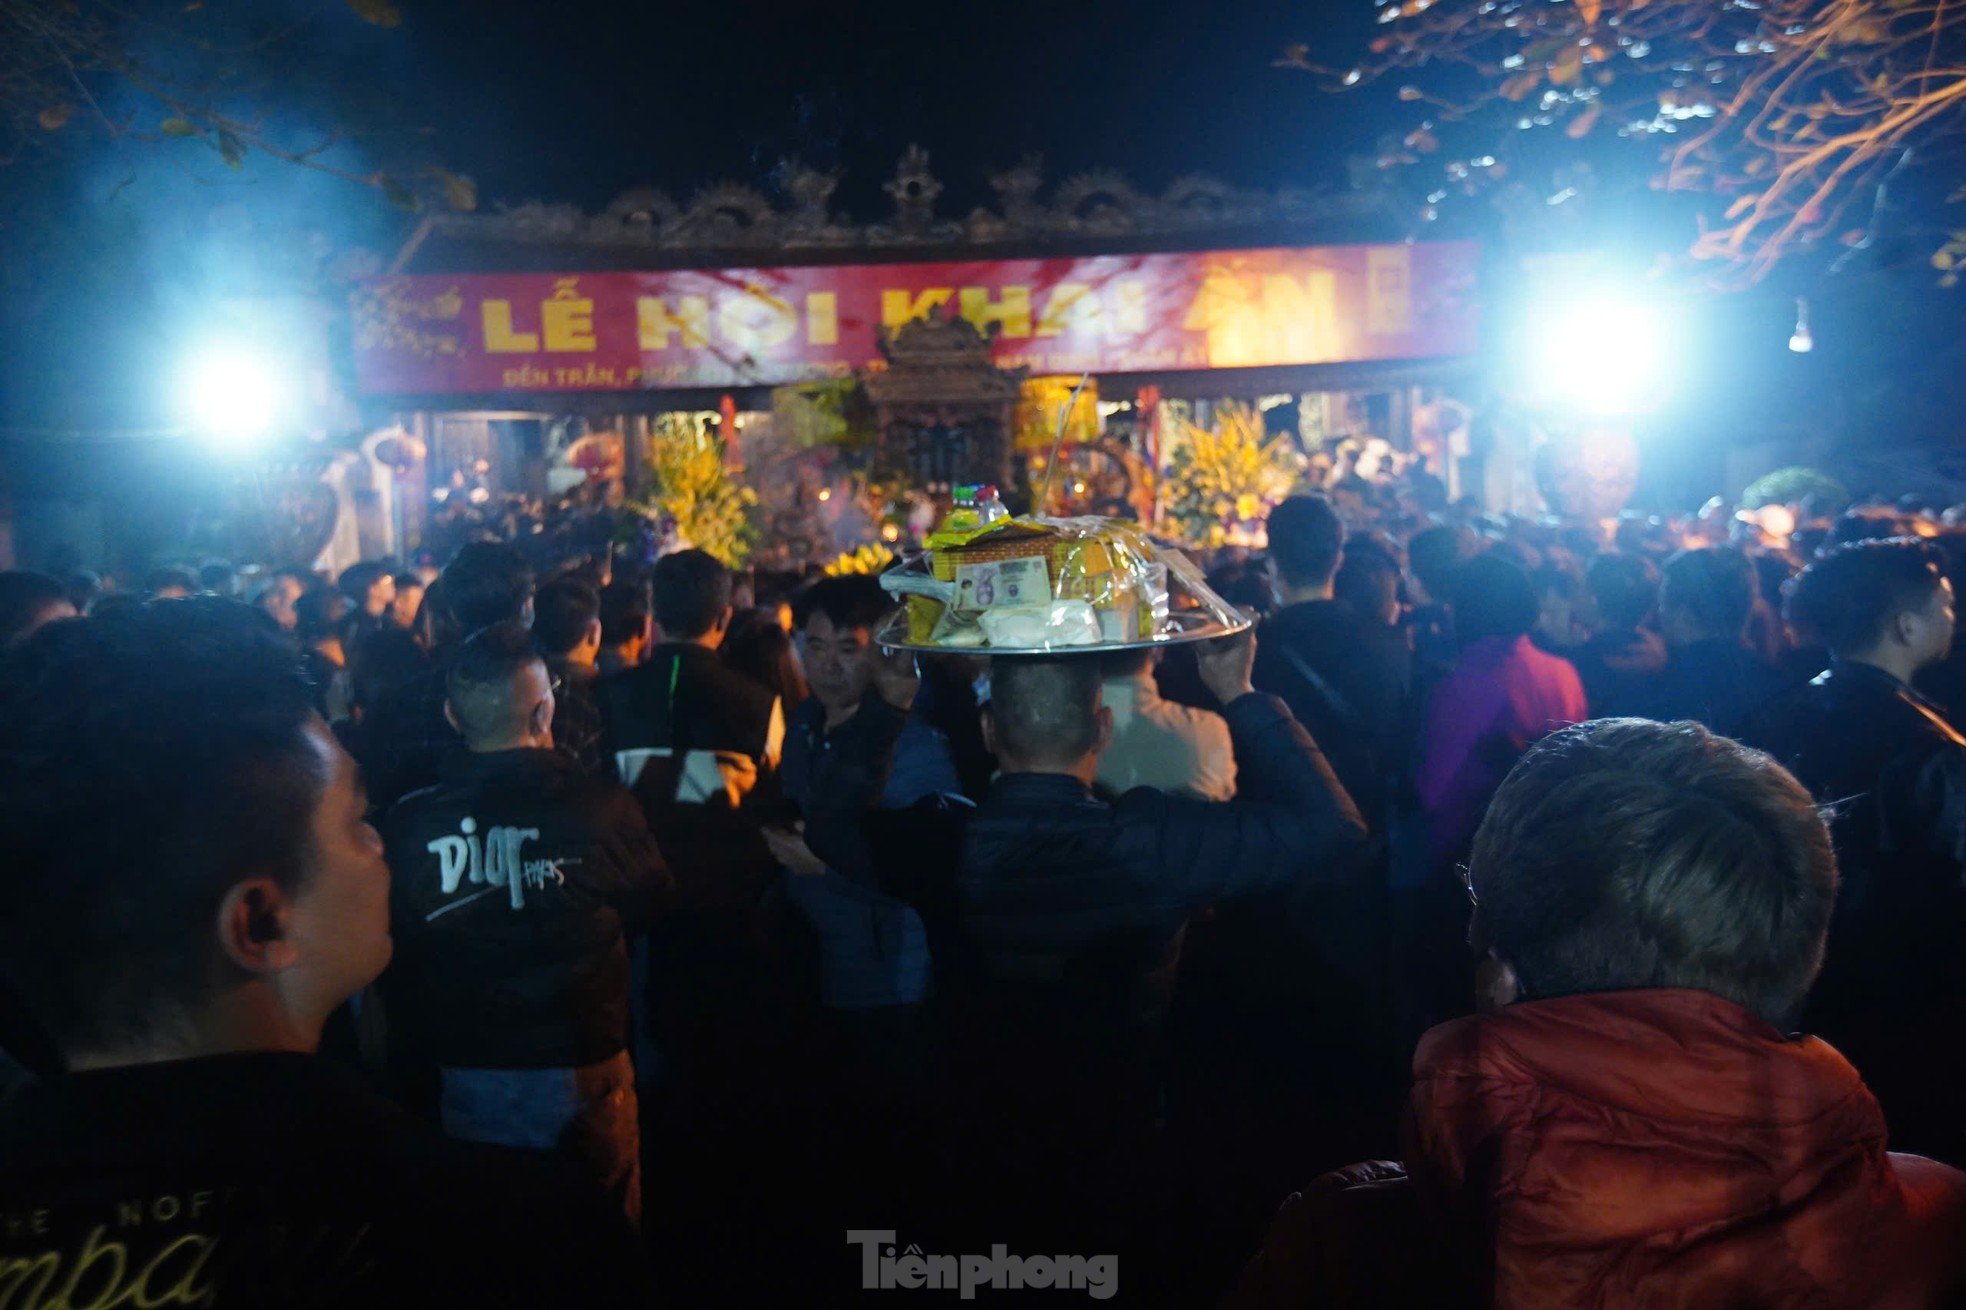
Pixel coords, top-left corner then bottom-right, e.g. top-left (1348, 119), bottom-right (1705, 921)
top-left (1788, 297), bottom-right (1814, 353)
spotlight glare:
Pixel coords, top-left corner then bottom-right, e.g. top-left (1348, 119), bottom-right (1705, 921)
top-left (181, 346), bottom-right (288, 446)
top-left (1524, 296), bottom-right (1669, 416)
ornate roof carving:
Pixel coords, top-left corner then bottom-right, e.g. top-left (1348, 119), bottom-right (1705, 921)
top-left (670, 182), bottom-right (780, 246)
top-left (876, 311), bottom-right (996, 364)
top-left (601, 188), bottom-right (680, 229)
top-left (988, 155), bottom-right (1048, 230)
top-left (416, 149), bottom-right (1369, 257)
top-left (863, 312), bottom-right (1026, 407)
top-left (1052, 169), bottom-right (1147, 235)
top-left (882, 145), bottom-right (947, 240)
top-left (777, 160), bottom-right (851, 244)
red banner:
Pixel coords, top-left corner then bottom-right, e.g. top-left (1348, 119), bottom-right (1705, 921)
top-left (352, 241), bottom-right (1478, 395)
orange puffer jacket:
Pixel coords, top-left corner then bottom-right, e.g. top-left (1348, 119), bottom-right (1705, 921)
top-left (1230, 990), bottom-right (1966, 1309)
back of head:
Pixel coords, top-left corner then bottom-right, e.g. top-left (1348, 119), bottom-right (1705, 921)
top-left (1266, 495), bottom-right (1346, 590)
top-left (652, 549), bottom-right (732, 640)
top-left (1450, 553), bottom-right (1539, 645)
top-left (1336, 546), bottom-right (1402, 625)
top-left (197, 561), bottom-right (239, 598)
top-left (0, 570), bottom-right (73, 647)
top-left (721, 610), bottom-right (809, 707)
top-left (752, 568), bottom-right (800, 614)
top-left (1660, 547), bottom-right (1755, 643)
top-left (1344, 532), bottom-right (1404, 572)
top-left (293, 588), bottom-right (350, 644)
top-left (1751, 552), bottom-right (1795, 609)
top-left (1586, 552), bottom-right (1660, 631)
top-left (798, 573), bottom-right (890, 635)
top-left (1825, 509), bottom-right (1910, 553)
top-left (445, 621), bottom-right (547, 747)
top-left (441, 541), bottom-right (535, 637)
top-left (65, 571), bottom-right (103, 613)
top-left (337, 561), bottom-right (389, 607)
top-left (531, 578), bottom-right (601, 659)
top-left (145, 566), bottom-right (198, 598)
top-left (1786, 537), bottom-right (1948, 657)
top-left (1409, 525), bottom-right (1475, 602)
top-left (987, 655), bottom-right (1105, 771)
top-left (0, 600), bottom-right (324, 1057)
top-left (1469, 718), bottom-right (1835, 1029)
top-left (415, 576), bottom-right (460, 651)
top-left (598, 581), bottom-right (651, 647)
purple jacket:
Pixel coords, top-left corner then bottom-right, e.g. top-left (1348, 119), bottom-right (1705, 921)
top-left (1416, 635), bottom-right (1587, 868)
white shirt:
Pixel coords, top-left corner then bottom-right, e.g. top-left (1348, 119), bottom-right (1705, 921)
top-left (1096, 671), bottom-right (1237, 802)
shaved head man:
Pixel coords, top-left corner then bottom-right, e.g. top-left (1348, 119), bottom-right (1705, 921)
top-left (444, 622), bottom-right (556, 754)
top-left (983, 655), bottom-right (1114, 783)
top-left (385, 620), bottom-right (669, 1224)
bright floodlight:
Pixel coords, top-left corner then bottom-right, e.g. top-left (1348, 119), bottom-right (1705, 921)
top-left (182, 346), bottom-right (287, 444)
top-left (1788, 297), bottom-right (1814, 354)
top-left (1525, 297), bottom-right (1668, 417)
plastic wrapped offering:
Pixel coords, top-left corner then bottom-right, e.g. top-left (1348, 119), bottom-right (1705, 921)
top-left (875, 514), bottom-right (1250, 654)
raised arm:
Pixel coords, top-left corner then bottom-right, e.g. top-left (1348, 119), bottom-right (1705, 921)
top-left (1120, 631), bottom-right (1369, 907)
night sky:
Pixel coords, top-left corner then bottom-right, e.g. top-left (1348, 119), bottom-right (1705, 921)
top-left (395, 0), bottom-right (1378, 212)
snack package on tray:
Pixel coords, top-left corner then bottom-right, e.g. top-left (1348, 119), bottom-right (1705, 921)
top-left (875, 513), bottom-right (1246, 654)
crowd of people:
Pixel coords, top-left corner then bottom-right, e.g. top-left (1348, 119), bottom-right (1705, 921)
top-left (0, 484), bottom-right (1964, 1307)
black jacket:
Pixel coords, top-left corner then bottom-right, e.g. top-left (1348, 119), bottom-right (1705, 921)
top-left (1252, 600), bottom-right (1411, 830)
top-left (810, 693), bottom-right (1368, 1088)
top-left (596, 643), bottom-right (785, 910)
top-left (1738, 661), bottom-right (1966, 1164)
top-left (546, 657), bottom-right (606, 777)
top-left (1245, 603), bottom-right (1407, 1094)
top-left (359, 662), bottom-right (458, 812)
top-left (0, 1052), bottom-right (648, 1307)
top-left (383, 748), bottom-right (670, 1069)
top-left (1569, 625), bottom-right (1667, 715)
top-left (596, 644), bottom-right (806, 1067)
top-left (1613, 636), bottom-right (1785, 733)
top-left (1739, 661), bottom-right (1966, 1020)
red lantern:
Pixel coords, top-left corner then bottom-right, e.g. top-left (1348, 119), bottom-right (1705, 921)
top-left (566, 433), bottom-right (624, 480)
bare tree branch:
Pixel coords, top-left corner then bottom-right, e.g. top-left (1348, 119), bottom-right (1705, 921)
top-left (1306, 0), bottom-right (1966, 282)
top-left (0, 0), bottom-right (472, 213)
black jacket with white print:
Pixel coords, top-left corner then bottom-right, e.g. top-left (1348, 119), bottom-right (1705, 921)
top-left (382, 748), bottom-right (671, 1069)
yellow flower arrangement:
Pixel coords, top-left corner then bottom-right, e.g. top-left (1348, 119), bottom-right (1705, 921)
top-left (1161, 402), bottom-right (1305, 550)
top-left (624, 415), bottom-right (758, 566)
